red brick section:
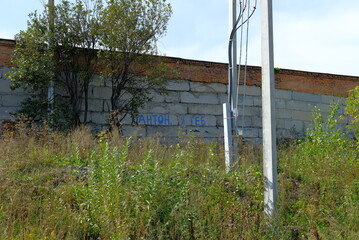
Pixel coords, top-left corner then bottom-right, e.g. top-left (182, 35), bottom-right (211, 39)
top-left (165, 57), bottom-right (358, 97)
top-left (0, 39), bottom-right (15, 67)
top-left (1, 38), bottom-right (358, 97)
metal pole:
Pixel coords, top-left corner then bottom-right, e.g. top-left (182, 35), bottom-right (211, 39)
top-left (261, 0), bottom-right (278, 218)
top-left (223, 103), bottom-right (232, 173)
top-left (224, 0), bottom-right (238, 172)
top-left (229, 0), bottom-right (238, 113)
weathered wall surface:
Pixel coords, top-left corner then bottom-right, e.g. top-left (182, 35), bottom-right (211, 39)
top-left (116, 79), bottom-right (349, 143)
top-left (1, 38), bottom-right (358, 141)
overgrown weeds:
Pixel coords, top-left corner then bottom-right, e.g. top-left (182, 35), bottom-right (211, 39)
top-left (0, 103), bottom-right (358, 239)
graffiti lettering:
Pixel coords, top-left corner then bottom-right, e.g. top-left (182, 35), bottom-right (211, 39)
top-left (138, 114), bottom-right (172, 125)
top-left (138, 114), bottom-right (207, 126)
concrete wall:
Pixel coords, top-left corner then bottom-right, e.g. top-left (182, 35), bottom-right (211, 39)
top-left (0, 66), bottom-right (30, 122)
top-left (117, 79), bottom-right (348, 142)
top-left (0, 39), bottom-right (357, 141)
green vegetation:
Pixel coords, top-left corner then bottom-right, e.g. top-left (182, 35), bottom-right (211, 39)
top-left (0, 103), bottom-right (358, 239)
top-left (346, 86), bottom-right (359, 139)
top-left (7, 0), bottom-right (172, 129)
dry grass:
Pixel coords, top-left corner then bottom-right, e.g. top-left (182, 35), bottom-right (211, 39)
top-left (0, 120), bottom-right (358, 239)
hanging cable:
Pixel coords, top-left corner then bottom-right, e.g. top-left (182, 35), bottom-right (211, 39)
top-left (234, 1), bottom-right (246, 130)
top-left (228, 2), bottom-right (246, 104)
top-left (228, 0), bottom-right (257, 106)
top-left (241, 0), bottom-right (251, 130)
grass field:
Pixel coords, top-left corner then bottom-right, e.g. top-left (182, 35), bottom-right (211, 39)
top-left (0, 107), bottom-right (358, 239)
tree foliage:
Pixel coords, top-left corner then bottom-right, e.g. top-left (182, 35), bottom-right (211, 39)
top-left (7, 0), bottom-right (172, 130)
top-left (98, 0), bottom-right (172, 127)
top-left (346, 86), bottom-right (359, 138)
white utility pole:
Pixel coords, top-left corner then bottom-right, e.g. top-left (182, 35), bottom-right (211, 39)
top-left (261, 0), bottom-right (278, 218)
top-left (224, 0), bottom-right (239, 172)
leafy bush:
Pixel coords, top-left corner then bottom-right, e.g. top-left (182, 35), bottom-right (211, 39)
top-left (346, 86), bottom-right (359, 139)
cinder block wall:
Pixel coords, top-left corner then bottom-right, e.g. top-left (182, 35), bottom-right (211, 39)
top-left (0, 66), bottom-right (30, 121)
top-left (116, 79), bottom-right (348, 143)
top-left (1, 38), bottom-right (358, 141)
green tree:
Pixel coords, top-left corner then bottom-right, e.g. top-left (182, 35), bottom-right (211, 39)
top-left (7, 0), bottom-right (172, 130)
top-left (8, 0), bottom-right (103, 128)
top-left (98, 0), bottom-right (172, 127)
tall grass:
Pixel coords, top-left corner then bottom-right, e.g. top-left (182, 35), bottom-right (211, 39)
top-left (0, 106), bottom-right (358, 239)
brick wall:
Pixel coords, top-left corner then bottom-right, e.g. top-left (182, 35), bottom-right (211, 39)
top-left (0, 38), bottom-right (358, 141)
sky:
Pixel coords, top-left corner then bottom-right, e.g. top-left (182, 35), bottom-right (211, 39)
top-left (1, 0), bottom-right (359, 77)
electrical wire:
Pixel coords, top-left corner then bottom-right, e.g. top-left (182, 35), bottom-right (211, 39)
top-left (242, 0), bottom-right (251, 130)
top-left (228, 0), bottom-right (257, 133)
top-left (228, 1), bottom-right (257, 104)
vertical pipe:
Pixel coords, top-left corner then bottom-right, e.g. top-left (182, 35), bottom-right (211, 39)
top-left (223, 103), bottom-right (233, 173)
top-left (229, 0), bottom-right (238, 115)
top-left (261, 0), bottom-right (278, 218)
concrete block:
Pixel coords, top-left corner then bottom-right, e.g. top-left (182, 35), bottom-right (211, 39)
top-left (235, 116), bottom-right (252, 128)
top-left (103, 100), bottom-right (112, 112)
top-left (146, 102), bottom-right (187, 115)
top-left (166, 79), bottom-right (190, 91)
top-left (179, 115), bottom-right (217, 127)
top-left (286, 100), bottom-right (317, 111)
top-left (190, 82), bottom-right (227, 93)
top-left (251, 116), bottom-right (262, 127)
top-left (163, 92), bottom-right (180, 103)
top-left (121, 125), bottom-right (146, 137)
top-left (85, 99), bottom-right (103, 112)
top-left (180, 92), bottom-right (219, 104)
top-left (275, 89), bottom-right (292, 99)
top-left (186, 126), bottom-right (223, 137)
top-left (0, 107), bottom-right (18, 120)
top-left (1, 95), bottom-right (28, 107)
top-left (218, 93), bottom-right (228, 104)
top-left (92, 86), bottom-right (112, 99)
top-left (150, 91), bottom-right (180, 103)
top-left (321, 95), bottom-right (343, 104)
top-left (146, 102), bottom-right (168, 114)
top-left (0, 79), bottom-right (10, 93)
top-left (216, 116), bottom-right (224, 127)
top-left (243, 128), bottom-right (259, 138)
top-left (149, 91), bottom-right (165, 102)
top-left (293, 91), bottom-right (321, 103)
top-left (315, 103), bottom-right (330, 113)
top-left (276, 119), bottom-right (285, 129)
top-left (167, 103), bottom-right (188, 115)
top-left (188, 104), bottom-right (222, 115)
top-left (285, 120), bottom-right (304, 132)
top-left (237, 96), bottom-right (254, 106)
top-left (147, 126), bottom-right (181, 137)
top-left (90, 111), bottom-right (108, 125)
top-left (242, 106), bottom-right (261, 117)
top-left (276, 129), bottom-right (291, 139)
top-left (276, 109), bottom-right (291, 119)
top-left (238, 85), bottom-right (261, 96)
top-left (292, 111), bottom-right (313, 122)
top-left (275, 99), bottom-right (286, 109)
top-left (0, 67), bottom-right (11, 75)
top-left (253, 96), bottom-right (262, 106)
